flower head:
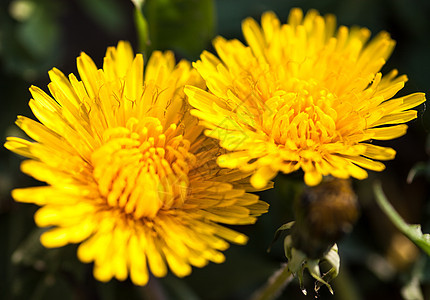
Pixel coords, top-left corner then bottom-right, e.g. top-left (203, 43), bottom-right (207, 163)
top-left (184, 8), bottom-right (426, 188)
top-left (5, 41), bottom-right (269, 285)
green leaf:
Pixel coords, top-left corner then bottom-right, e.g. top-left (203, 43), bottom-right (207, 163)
top-left (267, 221), bottom-right (294, 252)
top-left (144, 0), bottom-right (215, 59)
top-left (373, 181), bottom-right (430, 256)
top-left (315, 244), bottom-right (340, 294)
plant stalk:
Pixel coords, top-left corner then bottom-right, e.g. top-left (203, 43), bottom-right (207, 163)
top-left (250, 263), bottom-right (294, 300)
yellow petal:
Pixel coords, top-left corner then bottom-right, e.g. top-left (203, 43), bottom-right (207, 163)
top-left (163, 247), bottom-right (192, 278)
top-left (362, 144), bottom-right (396, 160)
top-left (128, 235), bottom-right (149, 286)
top-left (40, 228), bottom-right (72, 248)
top-left (365, 124), bottom-right (408, 140)
top-left (304, 170), bottom-right (323, 186)
top-left (250, 165), bottom-right (277, 189)
top-left (76, 52), bottom-right (100, 99)
top-left (345, 155), bottom-right (386, 171)
top-left (371, 110), bottom-right (417, 127)
top-left (393, 92), bottom-right (426, 113)
top-left (4, 137), bottom-right (34, 159)
top-left (242, 16), bottom-right (266, 60)
top-left (145, 231), bottom-right (168, 278)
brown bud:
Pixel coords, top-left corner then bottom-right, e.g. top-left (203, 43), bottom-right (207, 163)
top-left (292, 178), bottom-right (359, 258)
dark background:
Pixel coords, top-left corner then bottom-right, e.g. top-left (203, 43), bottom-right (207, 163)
top-left (1, 0), bottom-right (429, 299)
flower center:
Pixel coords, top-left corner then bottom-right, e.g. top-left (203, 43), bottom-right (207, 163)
top-left (91, 117), bottom-right (195, 219)
top-left (264, 79), bottom-right (339, 151)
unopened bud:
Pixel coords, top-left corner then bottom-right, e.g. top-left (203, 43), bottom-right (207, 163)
top-left (292, 178), bottom-right (359, 258)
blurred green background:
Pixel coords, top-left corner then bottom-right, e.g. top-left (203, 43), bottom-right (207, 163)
top-left (1, 0), bottom-right (430, 299)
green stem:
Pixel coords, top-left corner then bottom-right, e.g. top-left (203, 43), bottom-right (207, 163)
top-left (131, 0), bottom-right (150, 59)
top-left (332, 265), bottom-right (361, 300)
top-left (373, 181), bottom-right (430, 256)
top-left (250, 263), bottom-right (293, 300)
top-left (373, 181), bottom-right (409, 232)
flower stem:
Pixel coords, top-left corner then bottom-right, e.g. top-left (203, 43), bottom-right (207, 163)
top-left (131, 0), bottom-right (150, 59)
top-left (250, 263), bottom-right (294, 300)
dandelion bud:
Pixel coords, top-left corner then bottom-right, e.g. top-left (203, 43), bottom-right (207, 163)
top-left (292, 178), bottom-right (359, 259)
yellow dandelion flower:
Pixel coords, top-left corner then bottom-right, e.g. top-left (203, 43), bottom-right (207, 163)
top-left (5, 41), bottom-right (269, 285)
top-left (184, 8), bottom-right (426, 188)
